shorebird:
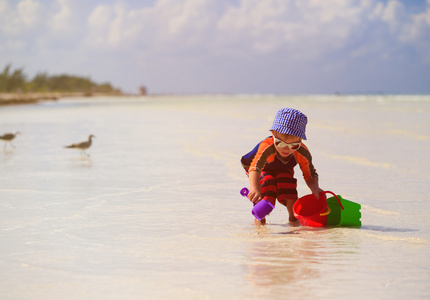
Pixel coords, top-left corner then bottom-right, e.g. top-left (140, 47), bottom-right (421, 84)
top-left (0, 132), bottom-right (20, 150)
top-left (64, 134), bottom-right (95, 156)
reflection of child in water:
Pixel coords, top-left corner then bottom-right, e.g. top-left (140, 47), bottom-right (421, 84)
top-left (241, 108), bottom-right (323, 225)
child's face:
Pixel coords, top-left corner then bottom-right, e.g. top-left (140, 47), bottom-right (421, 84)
top-left (272, 132), bottom-right (302, 157)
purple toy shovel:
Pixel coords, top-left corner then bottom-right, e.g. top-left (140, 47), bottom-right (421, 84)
top-left (240, 187), bottom-right (275, 220)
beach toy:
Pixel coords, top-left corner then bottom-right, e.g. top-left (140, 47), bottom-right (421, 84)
top-left (293, 191), bottom-right (342, 227)
top-left (326, 195), bottom-right (361, 227)
top-left (252, 200), bottom-right (275, 220)
top-left (240, 187), bottom-right (275, 220)
top-left (240, 187), bottom-right (249, 197)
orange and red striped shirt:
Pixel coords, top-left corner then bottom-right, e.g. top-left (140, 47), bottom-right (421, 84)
top-left (241, 136), bottom-right (318, 181)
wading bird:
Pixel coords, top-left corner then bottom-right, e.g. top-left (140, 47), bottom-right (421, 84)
top-left (64, 134), bottom-right (95, 156)
top-left (0, 132), bottom-right (20, 150)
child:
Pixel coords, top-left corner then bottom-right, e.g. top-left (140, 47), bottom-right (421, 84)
top-left (241, 108), bottom-right (323, 225)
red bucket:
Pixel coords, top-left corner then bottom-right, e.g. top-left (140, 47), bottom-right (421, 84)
top-left (293, 191), bottom-right (335, 227)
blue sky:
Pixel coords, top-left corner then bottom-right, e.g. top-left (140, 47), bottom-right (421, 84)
top-left (1, 0), bottom-right (429, 94)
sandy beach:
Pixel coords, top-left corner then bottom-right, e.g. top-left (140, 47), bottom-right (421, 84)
top-left (1, 95), bottom-right (429, 299)
top-left (0, 92), bottom-right (125, 106)
top-left (0, 93), bottom-right (60, 105)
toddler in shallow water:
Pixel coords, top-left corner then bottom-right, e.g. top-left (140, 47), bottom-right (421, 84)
top-left (241, 108), bottom-right (323, 225)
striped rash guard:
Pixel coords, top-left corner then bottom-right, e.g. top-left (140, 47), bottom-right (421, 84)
top-left (241, 136), bottom-right (318, 182)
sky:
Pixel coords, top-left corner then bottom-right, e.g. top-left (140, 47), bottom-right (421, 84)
top-left (1, 0), bottom-right (430, 95)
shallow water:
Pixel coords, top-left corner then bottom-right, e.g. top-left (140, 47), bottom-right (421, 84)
top-left (1, 95), bottom-right (429, 299)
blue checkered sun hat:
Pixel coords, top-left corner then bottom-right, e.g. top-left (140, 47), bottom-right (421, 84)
top-left (270, 108), bottom-right (308, 140)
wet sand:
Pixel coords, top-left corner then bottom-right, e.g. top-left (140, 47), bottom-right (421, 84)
top-left (1, 95), bottom-right (429, 300)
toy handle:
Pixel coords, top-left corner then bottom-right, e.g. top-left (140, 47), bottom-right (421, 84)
top-left (320, 206), bottom-right (331, 216)
top-left (240, 187), bottom-right (249, 197)
top-left (322, 191), bottom-right (344, 210)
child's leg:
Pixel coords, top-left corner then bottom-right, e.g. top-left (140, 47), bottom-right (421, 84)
top-left (277, 197), bottom-right (298, 222)
top-left (286, 199), bottom-right (298, 222)
top-left (276, 173), bottom-right (298, 222)
top-left (254, 218), bottom-right (266, 225)
top-left (254, 172), bottom-right (277, 225)
top-left (259, 172), bottom-right (277, 206)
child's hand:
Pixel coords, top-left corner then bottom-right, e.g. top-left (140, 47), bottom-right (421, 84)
top-left (247, 190), bottom-right (263, 204)
top-left (306, 177), bottom-right (324, 199)
top-left (312, 188), bottom-right (324, 199)
top-left (248, 171), bottom-right (263, 204)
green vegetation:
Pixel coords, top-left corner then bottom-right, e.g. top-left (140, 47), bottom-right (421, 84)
top-left (0, 64), bottom-right (121, 94)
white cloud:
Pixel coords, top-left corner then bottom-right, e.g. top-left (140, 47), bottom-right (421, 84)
top-left (17, 0), bottom-right (42, 27)
top-left (1, 0), bottom-right (429, 93)
top-left (0, 0), bottom-right (8, 13)
top-left (381, 0), bottom-right (405, 22)
top-left (216, 0), bottom-right (373, 60)
top-left (0, 0), bottom-right (34, 36)
top-left (87, 3), bottom-right (153, 50)
top-left (399, 4), bottom-right (430, 41)
top-left (50, 0), bottom-right (72, 32)
top-left (85, 0), bottom-right (224, 54)
top-left (87, 5), bottom-right (113, 46)
top-left (213, 0), bottom-right (430, 63)
top-left (5, 0), bottom-right (422, 63)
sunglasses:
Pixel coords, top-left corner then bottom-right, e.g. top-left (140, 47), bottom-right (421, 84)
top-left (273, 137), bottom-right (301, 150)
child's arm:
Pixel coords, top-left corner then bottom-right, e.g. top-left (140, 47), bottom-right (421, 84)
top-left (248, 170), bottom-right (263, 203)
top-left (306, 177), bottom-right (324, 199)
top-left (294, 144), bottom-right (323, 198)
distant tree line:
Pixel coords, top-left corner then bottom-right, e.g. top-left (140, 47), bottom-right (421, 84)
top-left (0, 64), bottom-right (122, 94)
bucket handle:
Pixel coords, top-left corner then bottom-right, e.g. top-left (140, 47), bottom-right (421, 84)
top-left (322, 191), bottom-right (344, 210)
top-left (320, 206), bottom-right (331, 216)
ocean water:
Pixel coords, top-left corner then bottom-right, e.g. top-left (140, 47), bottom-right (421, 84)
top-left (0, 95), bottom-right (429, 299)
